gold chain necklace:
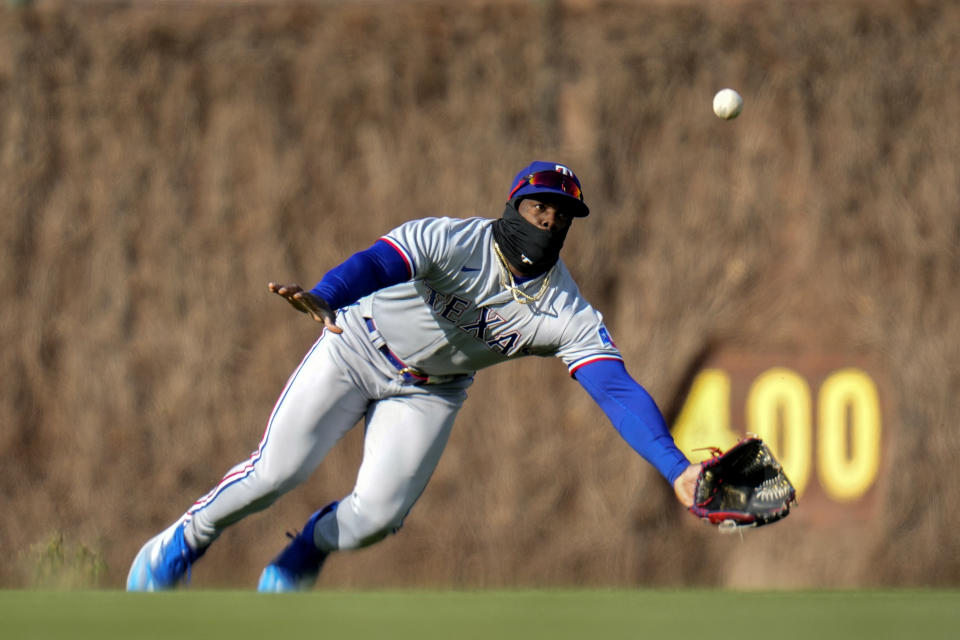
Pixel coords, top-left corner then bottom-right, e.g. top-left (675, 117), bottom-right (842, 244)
top-left (493, 242), bottom-right (551, 304)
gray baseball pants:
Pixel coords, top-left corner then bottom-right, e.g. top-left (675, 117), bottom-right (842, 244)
top-left (179, 308), bottom-right (472, 554)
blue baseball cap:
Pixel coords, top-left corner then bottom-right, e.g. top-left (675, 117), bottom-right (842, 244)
top-left (507, 161), bottom-right (590, 217)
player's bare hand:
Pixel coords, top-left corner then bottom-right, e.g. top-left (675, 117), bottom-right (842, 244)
top-left (268, 282), bottom-right (343, 334)
top-left (673, 463), bottom-right (700, 508)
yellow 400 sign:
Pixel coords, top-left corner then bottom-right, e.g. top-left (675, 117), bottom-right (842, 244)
top-left (671, 364), bottom-right (884, 503)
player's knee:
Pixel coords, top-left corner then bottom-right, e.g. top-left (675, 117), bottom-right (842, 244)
top-left (342, 500), bottom-right (406, 549)
top-left (247, 464), bottom-right (310, 505)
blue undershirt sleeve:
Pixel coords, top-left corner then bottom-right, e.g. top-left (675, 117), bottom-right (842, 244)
top-left (309, 239), bottom-right (411, 310)
top-left (573, 359), bottom-right (691, 485)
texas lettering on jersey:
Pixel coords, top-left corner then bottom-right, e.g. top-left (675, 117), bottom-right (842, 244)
top-left (423, 282), bottom-right (520, 356)
top-left (362, 216), bottom-right (621, 376)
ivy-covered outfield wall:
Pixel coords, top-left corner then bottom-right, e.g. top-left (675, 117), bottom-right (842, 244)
top-left (1, 0), bottom-right (957, 589)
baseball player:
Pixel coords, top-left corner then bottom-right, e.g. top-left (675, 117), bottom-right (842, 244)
top-left (127, 160), bottom-right (701, 592)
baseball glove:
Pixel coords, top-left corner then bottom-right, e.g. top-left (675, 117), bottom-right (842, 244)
top-left (690, 437), bottom-right (796, 530)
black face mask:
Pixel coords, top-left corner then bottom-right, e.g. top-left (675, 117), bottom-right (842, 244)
top-left (492, 201), bottom-right (570, 276)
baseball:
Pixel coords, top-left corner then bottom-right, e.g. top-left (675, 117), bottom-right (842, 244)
top-left (713, 88), bottom-right (743, 120)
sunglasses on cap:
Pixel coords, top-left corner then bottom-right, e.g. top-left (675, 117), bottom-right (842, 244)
top-left (508, 171), bottom-right (583, 202)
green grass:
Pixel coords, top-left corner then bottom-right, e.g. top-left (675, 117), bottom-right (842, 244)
top-left (1, 589), bottom-right (957, 640)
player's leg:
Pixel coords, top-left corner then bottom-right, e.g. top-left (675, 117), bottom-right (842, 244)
top-left (184, 342), bottom-right (369, 544)
top-left (127, 331), bottom-right (368, 591)
top-left (320, 387), bottom-right (467, 549)
top-left (257, 381), bottom-right (468, 591)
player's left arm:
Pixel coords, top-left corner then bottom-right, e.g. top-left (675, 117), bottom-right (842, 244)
top-left (308, 239), bottom-right (411, 308)
top-left (270, 239), bottom-right (411, 329)
top-left (573, 359), bottom-right (699, 507)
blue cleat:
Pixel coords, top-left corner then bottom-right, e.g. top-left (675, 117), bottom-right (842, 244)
top-left (257, 502), bottom-right (337, 593)
top-left (126, 520), bottom-right (205, 591)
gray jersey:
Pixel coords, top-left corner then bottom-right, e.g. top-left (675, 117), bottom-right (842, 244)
top-left (357, 216), bottom-right (622, 376)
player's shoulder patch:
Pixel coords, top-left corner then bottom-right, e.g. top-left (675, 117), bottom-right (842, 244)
top-left (597, 324), bottom-right (617, 348)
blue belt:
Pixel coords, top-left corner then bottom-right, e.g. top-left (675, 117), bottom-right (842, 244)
top-left (365, 318), bottom-right (447, 386)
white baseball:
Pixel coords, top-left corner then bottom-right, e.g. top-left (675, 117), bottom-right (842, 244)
top-left (713, 88), bottom-right (743, 120)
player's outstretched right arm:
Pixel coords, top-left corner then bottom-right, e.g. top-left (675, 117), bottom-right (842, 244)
top-left (573, 358), bottom-right (694, 506)
top-left (672, 464), bottom-right (699, 508)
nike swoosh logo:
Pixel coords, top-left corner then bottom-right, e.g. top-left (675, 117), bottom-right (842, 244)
top-left (461, 266), bottom-right (481, 272)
